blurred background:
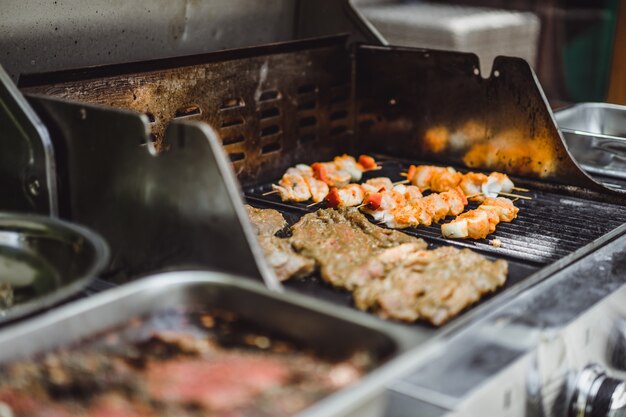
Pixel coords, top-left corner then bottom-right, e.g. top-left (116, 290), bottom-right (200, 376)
top-left (353, 0), bottom-right (626, 107)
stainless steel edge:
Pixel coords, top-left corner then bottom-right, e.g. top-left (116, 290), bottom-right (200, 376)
top-left (24, 94), bottom-right (275, 284)
top-left (0, 271), bottom-right (446, 417)
top-left (0, 65), bottom-right (57, 215)
top-left (0, 212), bottom-right (109, 322)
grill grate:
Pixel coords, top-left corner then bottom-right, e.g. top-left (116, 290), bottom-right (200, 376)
top-left (245, 156), bottom-right (626, 266)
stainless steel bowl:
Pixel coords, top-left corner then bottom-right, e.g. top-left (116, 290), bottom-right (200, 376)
top-left (0, 212), bottom-right (109, 322)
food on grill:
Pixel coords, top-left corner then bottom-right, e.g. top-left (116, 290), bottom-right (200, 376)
top-left (361, 185), bottom-right (468, 228)
top-left (290, 208), bottom-right (425, 288)
top-left (407, 165), bottom-right (520, 201)
top-left (0, 309), bottom-right (370, 416)
top-left (245, 205), bottom-right (287, 236)
top-left (407, 165), bottom-right (463, 193)
top-left (441, 197), bottom-right (519, 239)
top-left (349, 244), bottom-right (508, 325)
top-left (247, 206), bottom-right (509, 325)
top-left (270, 155), bottom-right (379, 202)
top-left (325, 184), bottom-right (366, 208)
top-left (272, 164), bottom-right (329, 203)
top-left (246, 205), bottom-right (315, 281)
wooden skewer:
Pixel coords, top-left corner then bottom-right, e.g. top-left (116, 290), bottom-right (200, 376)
top-left (512, 186), bottom-right (530, 192)
top-left (400, 172), bottom-right (408, 177)
top-left (466, 193), bottom-right (483, 199)
top-left (356, 203), bottom-right (367, 209)
top-left (393, 180), bottom-right (410, 186)
top-left (368, 166), bottom-right (383, 171)
top-left (499, 192), bottom-right (532, 200)
top-left (306, 201), bottom-right (323, 208)
top-left (263, 189), bottom-right (279, 196)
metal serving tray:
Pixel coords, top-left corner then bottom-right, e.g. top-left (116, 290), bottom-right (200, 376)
top-left (0, 212), bottom-right (108, 323)
top-left (556, 102), bottom-right (626, 187)
top-left (0, 271), bottom-right (430, 417)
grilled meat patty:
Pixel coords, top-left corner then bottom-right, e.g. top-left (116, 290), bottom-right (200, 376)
top-left (290, 208), bottom-right (426, 288)
top-left (245, 205), bottom-right (288, 236)
top-left (350, 244), bottom-right (508, 325)
top-left (245, 205), bottom-right (315, 281)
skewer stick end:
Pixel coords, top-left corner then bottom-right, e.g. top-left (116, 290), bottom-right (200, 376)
top-left (499, 191), bottom-right (532, 200)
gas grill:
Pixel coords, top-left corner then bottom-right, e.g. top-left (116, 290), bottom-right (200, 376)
top-left (2, 1), bottom-right (626, 416)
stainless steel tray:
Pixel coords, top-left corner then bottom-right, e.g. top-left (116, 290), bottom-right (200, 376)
top-left (0, 212), bottom-right (108, 322)
top-left (0, 271), bottom-right (429, 417)
top-left (556, 102), bottom-right (626, 186)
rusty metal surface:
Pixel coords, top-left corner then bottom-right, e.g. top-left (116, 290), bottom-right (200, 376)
top-left (21, 37), bottom-right (355, 186)
top-left (355, 45), bottom-right (618, 195)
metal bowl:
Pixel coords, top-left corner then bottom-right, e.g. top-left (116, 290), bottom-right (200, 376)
top-left (0, 212), bottom-right (109, 322)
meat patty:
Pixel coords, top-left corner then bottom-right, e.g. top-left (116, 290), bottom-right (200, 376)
top-left (245, 205), bottom-right (315, 281)
top-left (350, 244), bottom-right (508, 325)
top-left (290, 208), bottom-right (426, 288)
top-left (245, 205), bottom-right (287, 236)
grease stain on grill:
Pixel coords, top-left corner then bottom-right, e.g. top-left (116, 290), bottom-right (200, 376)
top-left (222, 134), bottom-right (245, 146)
top-left (229, 152), bottom-right (245, 162)
top-left (219, 97), bottom-right (245, 111)
top-left (259, 107), bottom-right (280, 120)
top-left (261, 142), bottom-right (281, 154)
top-left (260, 125), bottom-right (280, 137)
top-left (221, 116), bottom-right (245, 128)
top-left (174, 104), bottom-right (202, 119)
top-left (299, 116), bottom-right (317, 128)
top-left (258, 90), bottom-right (281, 102)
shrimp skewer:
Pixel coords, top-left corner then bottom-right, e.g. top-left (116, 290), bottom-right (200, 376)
top-left (441, 197), bottom-right (519, 239)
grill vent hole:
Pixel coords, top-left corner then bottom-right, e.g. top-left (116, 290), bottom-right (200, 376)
top-left (222, 134), bottom-right (245, 146)
top-left (259, 90), bottom-right (280, 102)
top-left (220, 97), bottom-right (245, 111)
top-left (221, 116), bottom-right (245, 128)
top-left (359, 119), bottom-right (375, 130)
top-left (259, 107), bottom-right (280, 120)
top-left (260, 125), bottom-right (280, 137)
top-left (297, 84), bottom-right (318, 94)
top-left (174, 105), bottom-right (202, 118)
top-left (229, 152), bottom-right (245, 162)
top-left (261, 142), bottom-right (281, 154)
top-left (299, 116), bottom-right (317, 128)
top-left (330, 125), bottom-right (347, 137)
top-left (330, 110), bottom-right (348, 121)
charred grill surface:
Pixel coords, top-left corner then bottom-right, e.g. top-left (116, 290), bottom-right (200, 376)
top-left (246, 157), bottom-right (626, 266)
top-left (245, 155), bottom-right (626, 326)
